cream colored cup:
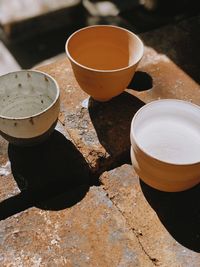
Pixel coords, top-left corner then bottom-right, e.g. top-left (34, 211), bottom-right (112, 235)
top-left (130, 99), bottom-right (200, 192)
top-left (0, 70), bottom-right (60, 145)
top-left (66, 25), bottom-right (144, 101)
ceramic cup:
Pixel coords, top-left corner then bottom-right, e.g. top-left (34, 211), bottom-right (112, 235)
top-left (0, 70), bottom-right (60, 146)
top-left (66, 25), bottom-right (144, 101)
top-left (130, 99), bottom-right (200, 192)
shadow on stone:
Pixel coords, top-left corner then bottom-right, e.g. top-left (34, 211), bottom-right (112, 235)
top-left (141, 180), bottom-right (200, 252)
top-left (88, 92), bottom-right (145, 171)
top-left (0, 130), bottom-right (90, 220)
top-left (141, 16), bottom-right (200, 84)
top-left (128, 71), bottom-right (153, 91)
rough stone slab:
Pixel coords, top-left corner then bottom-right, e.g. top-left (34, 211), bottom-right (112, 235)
top-left (0, 121), bottom-right (153, 266)
top-left (140, 15), bottom-right (200, 84)
top-left (38, 46), bottom-right (200, 173)
top-left (129, 46), bottom-right (200, 104)
top-left (0, 179), bottom-right (153, 265)
top-left (100, 164), bottom-right (200, 267)
top-left (1, 20), bottom-right (200, 266)
top-left (0, 41), bottom-right (21, 75)
top-left (37, 58), bottom-right (108, 172)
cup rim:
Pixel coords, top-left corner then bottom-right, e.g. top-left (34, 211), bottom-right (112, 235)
top-left (65, 24), bottom-right (144, 73)
top-left (0, 70), bottom-right (60, 121)
top-left (131, 99), bottom-right (200, 166)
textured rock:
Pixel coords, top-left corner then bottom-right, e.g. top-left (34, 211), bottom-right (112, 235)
top-left (100, 164), bottom-right (200, 267)
top-left (140, 15), bottom-right (200, 84)
top-left (38, 45), bottom-right (200, 174)
top-left (128, 46), bottom-right (200, 104)
top-left (1, 18), bottom-right (200, 266)
top-left (0, 122), bottom-right (152, 266)
top-left (0, 183), bottom-right (153, 266)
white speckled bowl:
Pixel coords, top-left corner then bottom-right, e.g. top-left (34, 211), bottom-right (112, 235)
top-left (0, 70), bottom-right (60, 145)
top-left (130, 99), bottom-right (200, 192)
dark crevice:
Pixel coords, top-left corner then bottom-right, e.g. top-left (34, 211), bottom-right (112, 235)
top-left (90, 149), bottom-right (131, 185)
top-left (102, 189), bottom-right (159, 266)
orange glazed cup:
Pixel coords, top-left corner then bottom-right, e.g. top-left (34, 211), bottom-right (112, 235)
top-left (66, 25), bottom-right (144, 101)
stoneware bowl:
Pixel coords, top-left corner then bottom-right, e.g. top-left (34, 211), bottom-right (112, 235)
top-left (0, 70), bottom-right (60, 146)
top-left (130, 99), bottom-right (200, 192)
top-left (66, 25), bottom-right (144, 101)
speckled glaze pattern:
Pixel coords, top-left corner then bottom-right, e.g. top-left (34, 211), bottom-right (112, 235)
top-left (0, 70), bottom-right (60, 145)
top-left (0, 119), bottom-right (57, 146)
top-left (66, 25), bottom-right (144, 101)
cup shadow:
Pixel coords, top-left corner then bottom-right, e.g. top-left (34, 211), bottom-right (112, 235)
top-left (128, 71), bottom-right (153, 91)
top-left (88, 92), bottom-right (145, 169)
top-left (141, 180), bottom-right (200, 252)
top-left (0, 130), bottom-right (90, 220)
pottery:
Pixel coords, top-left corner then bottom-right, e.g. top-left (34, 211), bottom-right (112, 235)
top-left (66, 25), bottom-right (144, 101)
top-left (130, 99), bottom-right (200, 192)
top-left (0, 70), bottom-right (60, 145)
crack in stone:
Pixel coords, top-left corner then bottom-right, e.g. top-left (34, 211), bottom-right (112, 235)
top-left (103, 190), bottom-right (160, 266)
top-left (90, 150), bottom-right (131, 182)
top-left (52, 128), bottom-right (160, 264)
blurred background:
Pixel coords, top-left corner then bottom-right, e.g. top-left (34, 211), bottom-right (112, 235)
top-left (0, 0), bottom-right (199, 76)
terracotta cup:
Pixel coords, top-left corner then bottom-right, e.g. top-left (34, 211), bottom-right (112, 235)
top-left (66, 25), bottom-right (144, 101)
top-left (130, 99), bottom-right (200, 192)
top-left (0, 70), bottom-right (60, 146)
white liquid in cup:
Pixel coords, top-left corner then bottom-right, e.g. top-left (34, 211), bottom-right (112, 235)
top-left (133, 100), bottom-right (200, 165)
top-left (136, 117), bottom-right (200, 164)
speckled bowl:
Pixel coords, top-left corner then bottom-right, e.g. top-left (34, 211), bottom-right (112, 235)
top-left (66, 25), bottom-right (144, 102)
top-left (130, 99), bottom-right (200, 192)
top-left (0, 70), bottom-right (60, 146)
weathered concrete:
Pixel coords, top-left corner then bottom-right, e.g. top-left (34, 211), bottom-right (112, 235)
top-left (0, 167), bottom-right (152, 266)
top-left (37, 45), bottom-right (200, 173)
top-left (129, 46), bottom-right (200, 104)
top-left (101, 164), bottom-right (200, 267)
top-left (140, 15), bottom-right (200, 84)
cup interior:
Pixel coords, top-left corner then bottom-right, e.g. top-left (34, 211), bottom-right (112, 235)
top-left (0, 71), bottom-right (59, 119)
top-left (66, 25), bottom-right (143, 71)
top-left (131, 100), bottom-right (200, 165)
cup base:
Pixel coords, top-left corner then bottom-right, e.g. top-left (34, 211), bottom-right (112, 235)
top-left (92, 97), bottom-right (112, 102)
top-left (0, 120), bottom-right (58, 146)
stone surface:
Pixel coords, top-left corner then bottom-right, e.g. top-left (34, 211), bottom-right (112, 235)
top-left (0, 122), bottom-right (152, 266)
top-left (1, 17), bottom-right (200, 267)
top-left (37, 58), bottom-right (109, 174)
top-left (100, 164), bottom-right (200, 267)
top-left (128, 46), bottom-right (200, 104)
top-left (140, 15), bottom-right (200, 84)
top-left (0, 148), bottom-right (152, 267)
top-left (37, 45), bottom-right (200, 174)
top-left (0, 187), bottom-right (153, 266)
